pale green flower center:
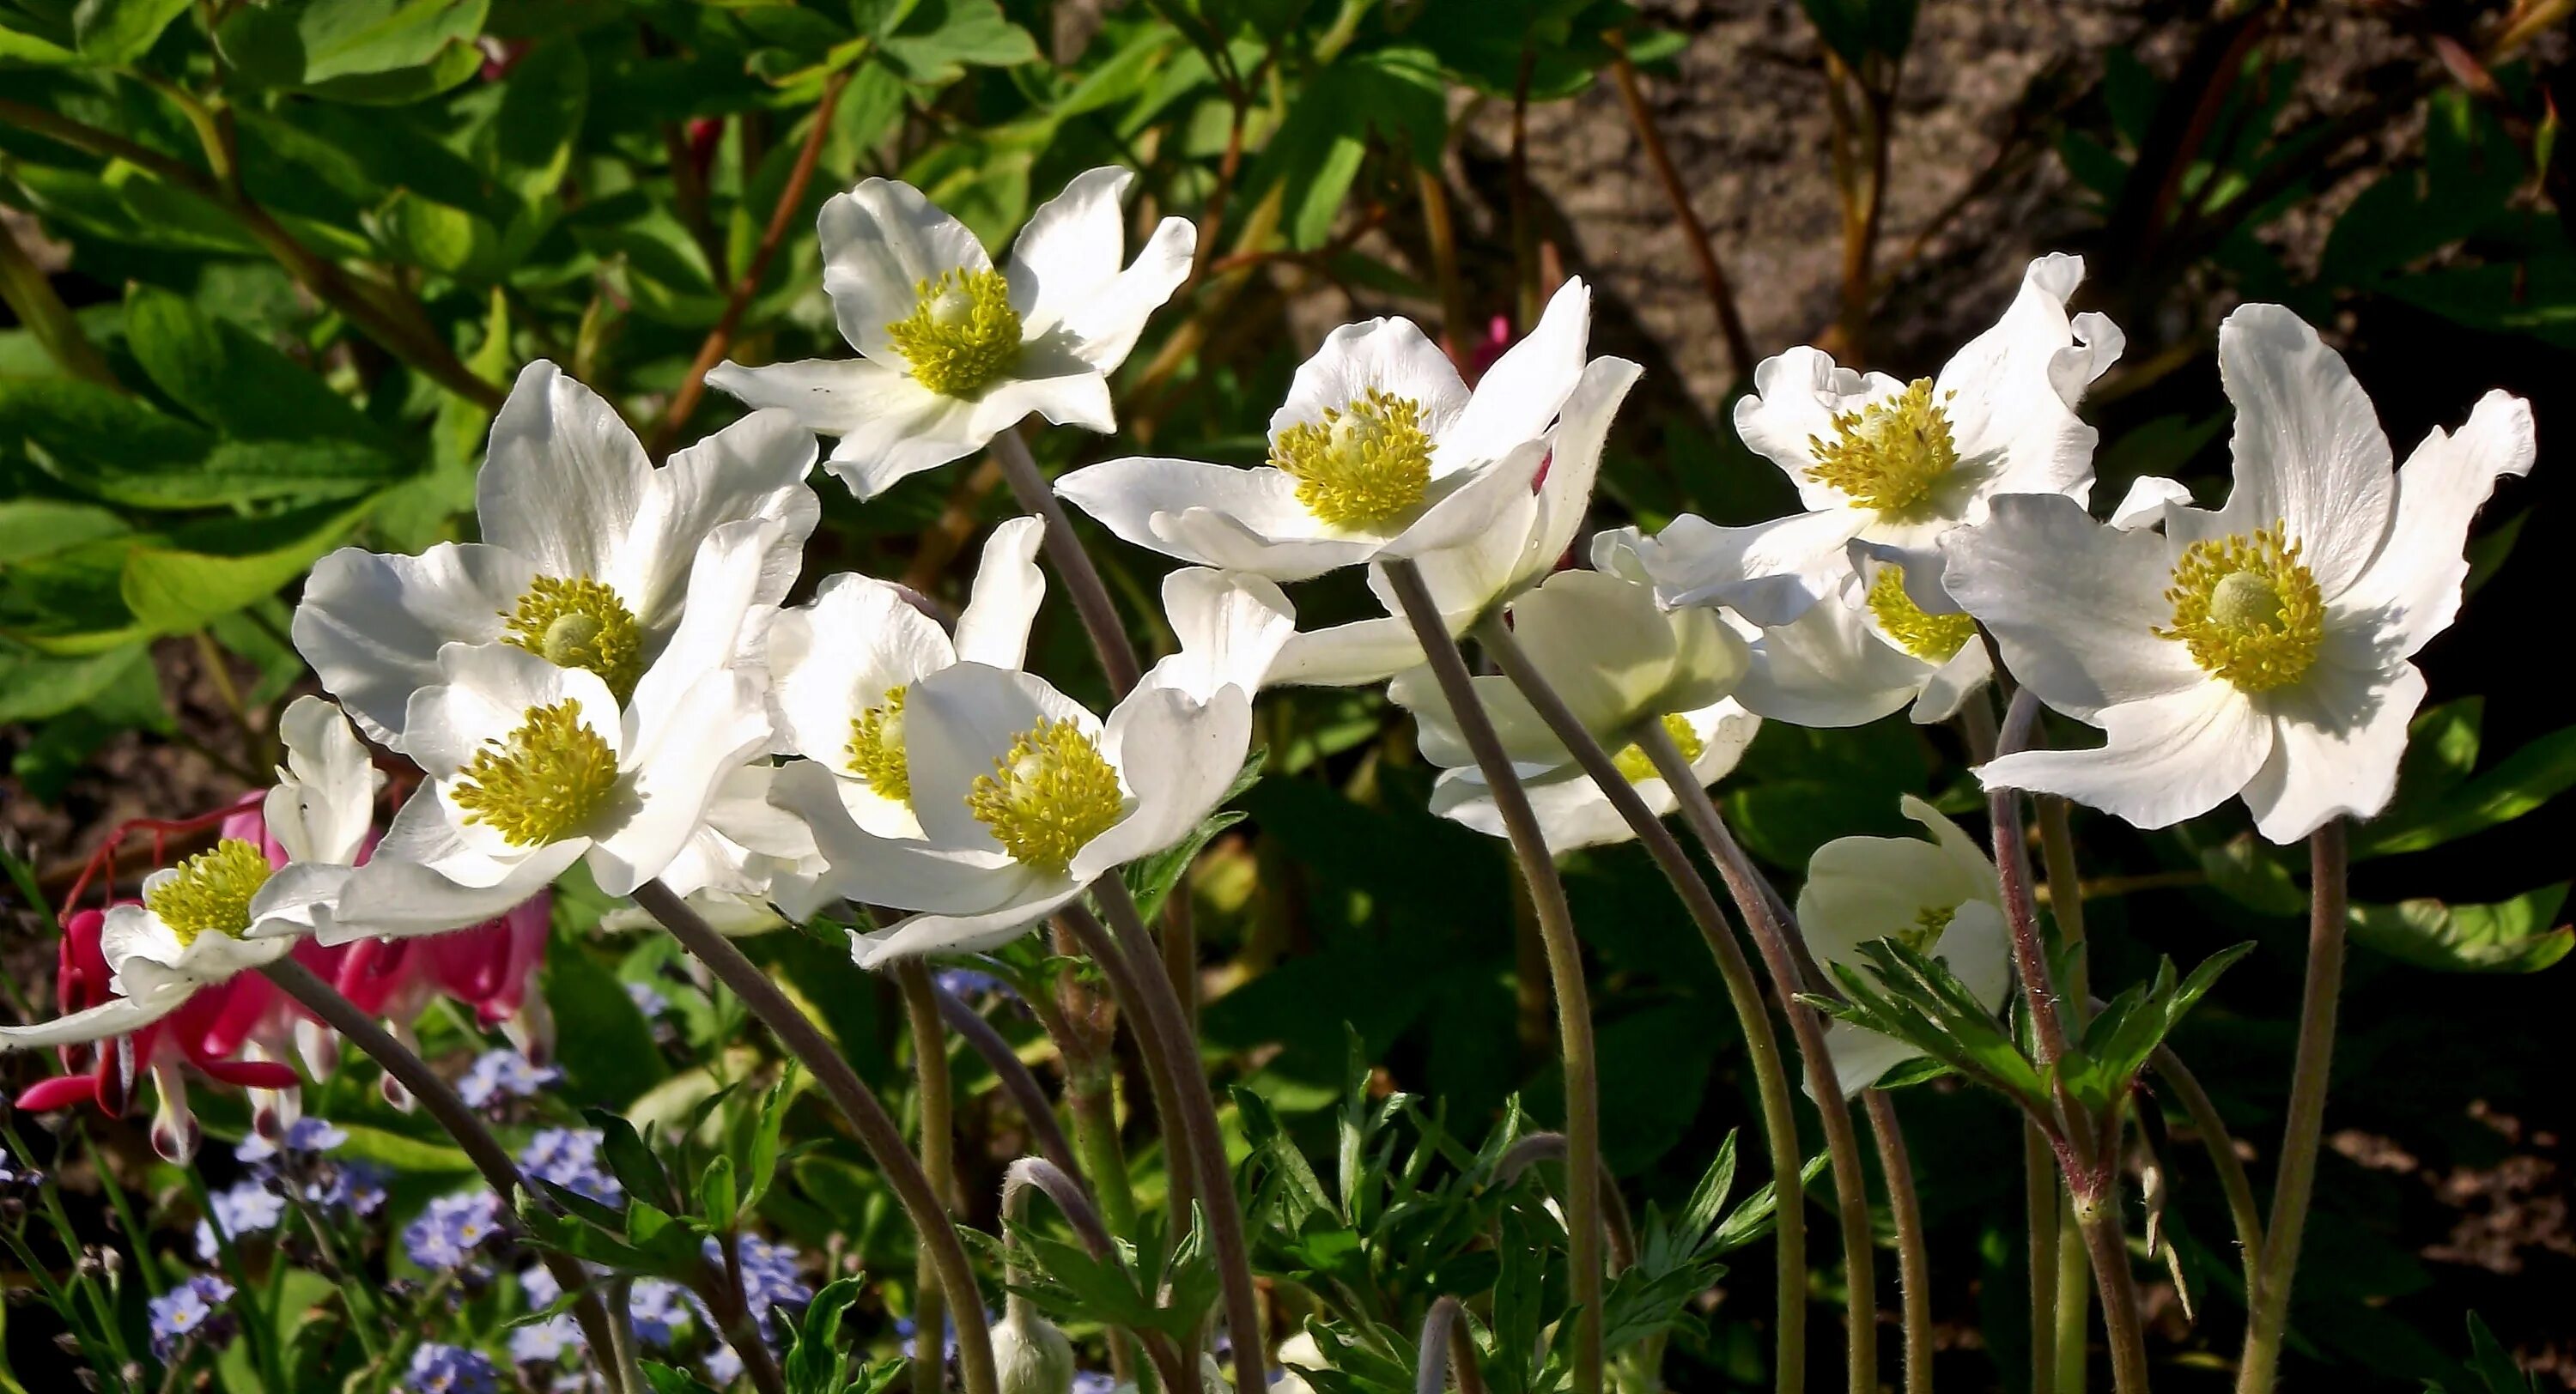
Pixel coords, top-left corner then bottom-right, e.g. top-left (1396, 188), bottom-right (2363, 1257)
top-left (1865, 564), bottom-right (1978, 663)
top-left (885, 269), bottom-right (1023, 397)
top-left (1269, 388), bottom-right (1434, 530)
top-left (452, 700), bottom-right (621, 847)
top-left (1895, 903), bottom-right (1957, 955)
top-left (2156, 520), bottom-right (2323, 693)
top-left (845, 685), bottom-right (911, 803)
top-left (1806, 378), bottom-right (1959, 516)
top-left (1611, 713), bottom-right (1705, 784)
top-left (147, 839), bottom-right (272, 947)
top-left (501, 575), bottom-right (644, 703)
top-left (966, 718), bottom-right (1124, 875)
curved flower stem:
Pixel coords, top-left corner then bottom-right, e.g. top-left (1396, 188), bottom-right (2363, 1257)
top-left (1382, 563), bottom-right (1601, 1394)
top-left (632, 883), bottom-right (999, 1394)
top-left (896, 962), bottom-right (960, 1393)
top-left (1863, 1094), bottom-right (1933, 1394)
top-left (1088, 877), bottom-right (1272, 1394)
top-left (702, 1246), bottom-right (793, 1394)
top-left (257, 958), bottom-right (630, 1394)
top-left (2234, 821), bottom-right (2349, 1394)
top-left (1418, 1294), bottom-right (1465, 1394)
top-left (1986, 690), bottom-right (2073, 1069)
top-left (993, 424), bottom-right (1144, 697)
top-left (1633, 720), bottom-right (1879, 1394)
top-left (2036, 795), bottom-right (2098, 1394)
top-left (935, 985), bottom-right (1087, 1191)
top-left (1494, 1132), bottom-right (1639, 1273)
top-left (2024, 1122), bottom-right (2062, 1392)
top-left (605, 1278), bottom-right (648, 1394)
top-left (2144, 1041), bottom-right (2263, 1301)
top-left (2075, 1182), bottom-right (2153, 1394)
top-left (1054, 909), bottom-right (1195, 1225)
top-left (1002, 1158), bottom-right (1188, 1394)
top-left (1470, 616), bottom-right (1807, 1394)
top-left (1039, 922), bottom-right (1145, 1234)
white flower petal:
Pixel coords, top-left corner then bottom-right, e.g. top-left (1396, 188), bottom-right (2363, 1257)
top-left (1821, 1020), bottom-right (1926, 1098)
top-left (625, 518), bottom-right (778, 735)
top-left (1387, 666), bottom-right (1570, 772)
top-left (1007, 166), bottom-right (1194, 370)
top-left (1520, 355), bottom-right (1641, 580)
top-left (478, 361), bottom-right (652, 583)
top-left (326, 843), bottom-right (585, 943)
top-left (594, 668), bottom-right (772, 895)
top-left (407, 644), bottom-right (624, 779)
top-left (2110, 475), bottom-right (2196, 531)
top-left (1906, 639), bottom-right (1992, 724)
top-left (2330, 390), bottom-right (2535, 657)
top-left (1264, 616), bottom-right (1426, 688)
top-left (1439, 278), bottom-right (1591, 467)
top-left (970, 363), bottom-right (1116, 436)
top-left (1273, 318), bottom-right (1470, 446)
top-left (264, 696), bottom-right (382, 866)
top-left (0, 991), bottom-right (191, 1052)
top-left (903, 664), bottom-right (1098, 853)
top-left (1055, 457), bottom-right (1301, 567)
top-left (1731, 348), bottom-right (1897, 508)
top-left (1146, 569), bottom-right (1296, 701)
top-left (244, 861), bottom-right (355, 938)
top-left (1728, 598), bottom-right (1929, 729)
top-left (819, 179), bottom-right (993, 363)
top-left (1076, 684), bottom-right (1249, 877)
top-left (769, 573), bottom-right (956, 762)
top-left (2242, 658), bottom-right (2426, 844)
top-left (1060, 215), bottom-right (1194, 373)
top-left (772, 758), bottom-right (1024, 914)
top-left (1935, 252), bottom-right (2117, 501)
top-left (368, 784), bottom-right (530, 890)
top-left (850, 882), bottom-right (1084, 967)
top-left (1153, 506), bottom-right (1380, 581)
top-left (1382, 437), bottom-right (1550, 560)
top-left (621, 407), bottom-right (819, 628)
top-left (292, 542), bottom-right (534, 750)
top-left (1630, 509), bottom-right (1868, 626)
top-left (932, 517), bottom-right (1044, 671)
top-left (1978, 682), bottom-right (2271, 831)
top-left (1940, 494), bottom-right (2204, 720)
top-left (707, 354), bottom-right (932, 434)
top-left (2203, 304), bottom-right (2397, 596)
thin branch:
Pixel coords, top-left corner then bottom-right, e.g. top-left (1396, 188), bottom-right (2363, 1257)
top-left (936, 985), bottom-right (1085, 1191)
top-left (1604, 33), bottom-right (1756, 383)
top-left (991, 425), bottom-right (1143, 696)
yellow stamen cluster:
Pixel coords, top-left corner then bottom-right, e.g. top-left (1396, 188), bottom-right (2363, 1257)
top-left (146, 839), bottom-right (273, 947)
top-left (966, 718), bottom-right (1125, 875)
top-left (501, 576), bottom-right (644, 702)
top-left (1269, 388), bottom-right (1435, 530)
top-left (1612, 713), bottom-right (1706, 784)
top-left (845, 686), bottom-right (911, 803)
top-left (1806, 378), bottom-right (1959, 516)
top-left (2155, 522), bottom-right (2324, 693)
top-left (1865, 565), bottom-right (1979, 663)
top-left (884, 269), bottom-right (1023, 397)
top-left (1896, 903), bottom-right (1958, 955)
top-left (451, 701), bottom-right (621, 848)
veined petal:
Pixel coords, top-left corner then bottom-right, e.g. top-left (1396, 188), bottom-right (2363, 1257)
top-left (478, 361), bottom-right (652, 584)
top-left (594, 667), bottom-right (772, 895)
top-left (819, 179), bottom-right (993, 362)
top-left (1935, 252), bottom-right (2119, 502)
top-left (1439, 278), bottom-right (1591, 468)
top-left (624, 518), bottom-right (779, 736)
top-left (1505, 570), bottom-right (1689, 736)
top-left (1630, 509), bottom-right (1867, 626)
top-left (1732, 348), bottom-right (1896, 508)
top-left (2202, 304), bottom-right (2396, 596)
top-left (1265, 616), bottom-right (1425, 688)
top-left (1728, 597), bottom-right (1929, 729)
top-left (970, 361), bottom-right (1115, 436)
top-left (1060, 215), bottom-right (1194, 373)
top-left (2330, 390), bottom-right (2535, 656)
top-left (1978, 682), bottom-right (2271, 831)
top-left (1272, 318), bottom-right (1469, 447)
top-left (1146, 569), bottom-right (1297, 701)
top-left (621, 408), bottom-right (819, 629)
top-left (292, 542), bottom-right (533, 749)
top-left (2242, 658), bottom-right (2426, 845)
top-left (706, 355), bottom-right (931, 439)
top-left (1940, 494), bottom-right (2203, 720)
top-left (1006, 167), bottom-right (1133, 335)
top-left (768, 573), bottom-right (956, 762)
top-left (1076, 684), bottom-right (1251, 877)
top-left (265, 696), bottom-right (381, 867)
top-left (772, 758), bottom-right (1022, 913)
top-left (951, 517), bottom-right (1048, 670)
top-left (325, 843), bottom-right (585, 943)
top-left (1054, 456), bottom-right (1297, 565)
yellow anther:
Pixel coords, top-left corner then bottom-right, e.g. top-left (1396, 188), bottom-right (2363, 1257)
top-left (1896, 903), bottom-right (1958, 955)
top-left (1612, 713), bottom-right (1706, 784)
top-left (451, 701), bottom-right (621, 848)
top-left (884, 269), bottom-right (1023, 397)
top-left (500, 576), bottom-right (644, 703)
top-left (2156, 522), bottom-right (2324, 693)
top-left (1269, 388), bottom-right (1435, 530)
top-left (845, 686), bottom-right (912, 803)
top-left (965, 718), bottom-right (1126, 875)
top-left (1806, 378), bottom-right (1959, 516)
top-left (146, 839), bottom-right (272, 947)
top-left (1865, 565), bottom-right (1979, 663)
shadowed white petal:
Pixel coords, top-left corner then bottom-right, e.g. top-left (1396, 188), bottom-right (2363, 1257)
top-left (407, 644), bottom-right (624, 779)
top-left (2242, 658), bottom-right (2426, 844)
top-left (1077, 684), bottom-right (1249, 876)
top-left (2202, 305), bottom-right (2396, 595)
top-left (1907, 639), bottom-right (1993, 724)
top-left (772, 759), bottom-right (1023, 914)
top-left (1979, 682), bottom-right (2270, 830)
top-left (1517, 355), bottom-right (1641, 582)
top-left (951, 517), bottom-right (1048, 669)
top-left (1439, 279), bottom-right (1591, 467)
top-left (593, 667), bottom-right (771, 895)
top-left (903, 664), bottom-right (1099, 852)
top-left (1940, 494), bottom-right (2203, 720)
top-left (292, 542), bottom-right (533, 749)
top-left (969, 364), bottom-right (1116, 436)
top-left (265, 696), bottom-right (382, 866)
top-left (621, 408), bottom-right (819, 628)
top-left (1273, 318), bottom-right (1470, 445)
top-left (1935, 252), bottom-right (2119, 501)
top-left (624, 518), bottom-right (778, 739)
top-left (2330, 390), bottom-right (2535, 656)
top-left (1632, 509), bottom-right (1868, 625)
top-left (1151, 506), bottom-right (1379, 581)
top-left (1382, 438), bottom-right (1551, 560)
top-left (768, 574), bottom-right (956, 762)
top-left (1387, 666), bottom-right (1576, 773)
top-left (850, 882), bottom-right (1084, 967)
top-left (1731, 348), bottom-right (1898, 508)
top-left (819, 179), bottom-right (993, 362)
top-left (707, 355), bottom-right (932, 436)
top-left (368, 784), bottom-right (530, 890)
top-left (1147, 570), bottom-right (1295, 701)
top-left (2111, 476), bottom-right (2196, 531)
top-left (243, 862), bottom-right (355, 938)
top-left (0, 991), bottom-right (191, 1052)
top-left (478, 361), bottom-right (651, 583)
top-left (1010, 167), bottom-right (1195, 368)
top-left (1265, 616), bottom-right (1425, 688)
top-left (1728, 598), bottom-right (1928, 729)
top-left (325, 843), bottom-right (585, 943)
top-left (1060, 215), bottom-right (1194, 373)
top-left (1055, 457), bottom-right (1296, 564)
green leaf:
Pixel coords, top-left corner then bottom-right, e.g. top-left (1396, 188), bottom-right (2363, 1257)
top-left (586, 1108), bottom-right (677, 1213)
top-left (0, 644), bottom-right (154, 725)
top-left (215, 0), bottom-right (489, 99)
top-left (0, 500), bottom-right (129, 566)
top-left (119, 500), bottom-right (373, 635)
top-left (700, 1156), bottom-right (740, 1231)
top-left (123, 285), bottom-right (393, 446)
top-left (484, 39), bottom-right (588, 204)
top-left (2464, 1312), bottom-right (2538, 1394)
top-left (330, 1123), bottom-right (475, 1173)
top-left (71, 0), bottom-right (191, 63)
top-left (374, 188), bottom-right (504, 278)
top-left (544, 930), bottom-right (670, 1108)
top-left (1798, 0), bottom-right (1919, 67)
top-left (1, 16), bottom-right (81, 64)
top-left (637, 1361), bottom-right (722, 1394)
top-left (880, 0), bottom-right (1036, 83)
top-left (2355, 722), bottom-right (2576, 857)
top-left (2348, 888), bottom-right (2573, 974)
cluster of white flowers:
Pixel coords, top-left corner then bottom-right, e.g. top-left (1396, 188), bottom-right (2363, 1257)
top-left (4, 166), bottom-right (2534, 1106)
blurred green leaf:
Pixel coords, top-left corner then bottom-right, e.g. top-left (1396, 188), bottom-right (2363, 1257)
top-left (0, 498), bottom-right (127, 565)
top-left (118, 499), bottom-right (373, 634)
top-left (71, 0), bottom-right (189, 63)
top-left (2356, 721), bottom-right (2576, 857)
top-left (2348, 887), bottom-right (2573, 975)
top-left (881, 0), bottom-right (1036, 83)
top-left (544, 929), bottom-right (670, 1107)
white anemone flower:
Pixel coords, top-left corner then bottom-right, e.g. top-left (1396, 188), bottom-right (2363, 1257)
top-left (1054, 280), bottom-right (1595, 583)
top-left (1604, 527), bottom-right (1992, 727)
top-left (1388, 566), bottom-right (1754, 852)
top-left (0, 698), bottom-right (380, 1052)
top-left (1265, 355), bottom-right (1643, 686)
top-left (1941, 304), bottom-right (2536, 843)
top-left (773, 569), bottom-right (1293, 965)
top-left (1799, 797), bottom-right (2012, 1096)
top-left (706, 167), bottom-right (1195, 500)
top-left (328, 522), bottom-right (781, 938)
top-left (295, 361), bottom-right (817, 752)
top-left (1622, 255), bottom-right (2123, 624)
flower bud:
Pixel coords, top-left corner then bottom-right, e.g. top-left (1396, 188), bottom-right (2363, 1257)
top-left (992, 1299), bottom-right (1076, 1394)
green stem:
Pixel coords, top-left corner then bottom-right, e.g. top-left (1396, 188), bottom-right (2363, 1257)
top-left (1471, 615), bottom-right (1805, 1394)
top-left (2054, 1201), bottom-right (2091, 1394)
top-left (82, 1130), bottom-right (163, 1296)
top-left (2036, 794), bottom-right (2095, 1394)
top-left (2234, 821), bottom-right (2348, 1394)
top-left (1634, 719), bottom-right (1878, 1394)
top-left (1382, 563), bottom-right (1601, 1394)
top-left (896, 962), bottom-right (959, 1394)
top-left (2024, 1123), bottom-right (2060, 1394)
top-left (2147, 1042), bottom-right (2264, 1303)
top-left (994, 424), bottom-right (1144, 697)
top-left (178, 1159), bottom-right (285, 1394)
top-left (0, 226), bottom-right (118, 386)
top-left (2074, 1182), bottom-right (2151, 1394)
top-left (1864, 1094), bottom-right (1933, 1394)
top-left (633, 882), bottom-right (999, 1394)
top-left (934, 983), bottom-right (1086, 1191)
